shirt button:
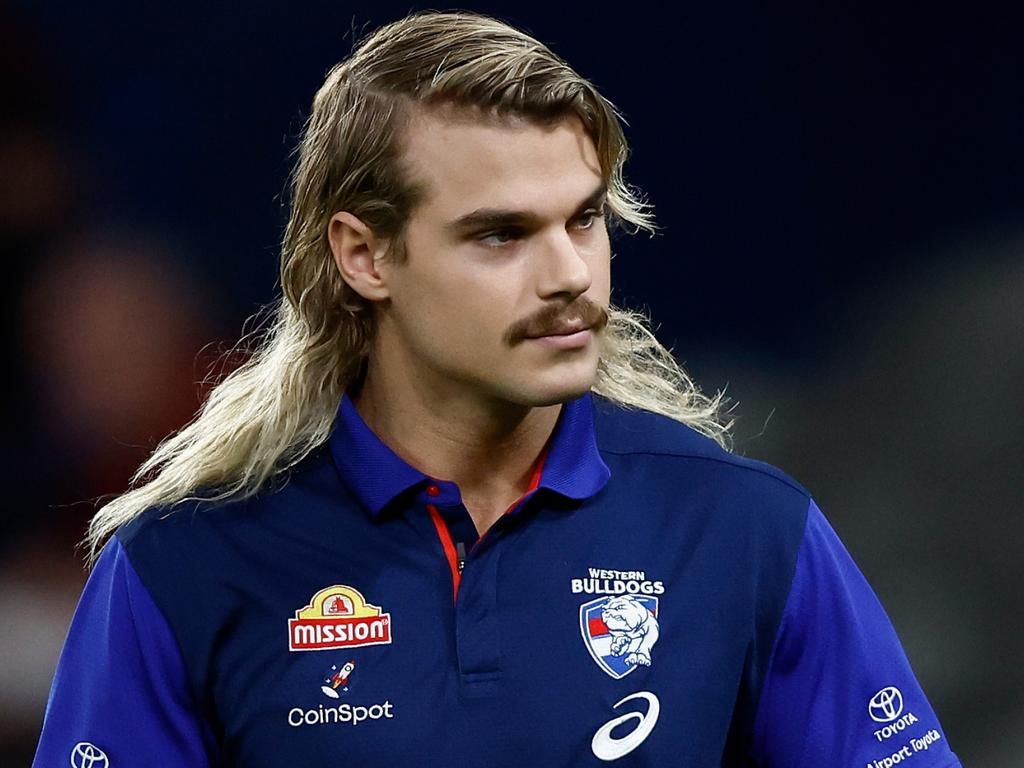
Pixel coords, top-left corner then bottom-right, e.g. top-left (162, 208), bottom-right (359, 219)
top-left (426, 485), bottom-right (441, 497)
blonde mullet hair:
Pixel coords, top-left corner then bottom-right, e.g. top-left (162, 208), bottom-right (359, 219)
top-left (85, 10), bottom-right (731, 562)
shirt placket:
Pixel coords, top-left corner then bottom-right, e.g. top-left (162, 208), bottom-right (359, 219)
top-left (421, 472), bottom-right (543, 698)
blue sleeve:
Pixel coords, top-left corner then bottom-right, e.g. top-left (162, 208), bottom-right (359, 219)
top-left (32, 537), bottom-right (218, 767)
top-left (750, 499), bottom-right (961, 768)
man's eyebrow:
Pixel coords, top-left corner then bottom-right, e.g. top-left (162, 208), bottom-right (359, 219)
top-left (444, 182), bottom-right (608, 235)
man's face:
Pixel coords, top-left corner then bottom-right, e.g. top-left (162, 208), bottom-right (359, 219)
top-left (373, 107), bottom-right (611, 408)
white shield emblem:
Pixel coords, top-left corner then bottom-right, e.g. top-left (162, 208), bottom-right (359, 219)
top-left (579, 595), bottom-right (660, 679)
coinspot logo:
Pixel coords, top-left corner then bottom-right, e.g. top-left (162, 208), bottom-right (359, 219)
top-left (70, 741), bottom-right (109, 768)
top-left (868, 686), bottom-right (904, 723)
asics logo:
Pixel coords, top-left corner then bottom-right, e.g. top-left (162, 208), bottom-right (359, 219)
top-left (591, 691), bottom-right (660, 761)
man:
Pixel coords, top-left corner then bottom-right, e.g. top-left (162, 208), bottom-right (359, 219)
top-left (33, 10), bottom-right (961, 767)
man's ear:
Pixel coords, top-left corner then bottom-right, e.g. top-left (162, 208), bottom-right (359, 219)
top-left (328, 211), bottom-right (392, 301)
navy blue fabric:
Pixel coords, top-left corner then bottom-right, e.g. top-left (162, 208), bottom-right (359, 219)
top-left (33, 394), bottom-right (960, 766)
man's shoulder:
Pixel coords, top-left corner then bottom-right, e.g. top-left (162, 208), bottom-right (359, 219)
top-left (592, 396), bottom-right (810, 504)
top-left (114, 443), bottom-right (342, 557)
top-left (592, 398), bottom-right (812, 603)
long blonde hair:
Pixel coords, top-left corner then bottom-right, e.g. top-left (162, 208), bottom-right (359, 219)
top-left (85, 10), bottom-right (732, 561)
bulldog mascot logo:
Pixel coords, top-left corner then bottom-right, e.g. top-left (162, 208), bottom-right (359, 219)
top-left (580, 594), bottom-right (660, 679)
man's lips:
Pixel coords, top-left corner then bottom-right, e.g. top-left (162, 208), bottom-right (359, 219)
top-left (525, 322), bottom-right (595, 349)
top-left (524, 320), bottom-right (593, 339)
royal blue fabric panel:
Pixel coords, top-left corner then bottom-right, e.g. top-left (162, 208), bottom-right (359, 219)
top-left (331, 393), bottom-right (429, 517)
top-left (750, 499), bottom-right (961, 767)
top-left (31, 537), bottom-right (217, 767)
top-left (538, 392), bottom-right (611, 499)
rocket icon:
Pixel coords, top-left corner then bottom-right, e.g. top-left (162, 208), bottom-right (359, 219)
top-left (321, 660), bottom-right (356, 699)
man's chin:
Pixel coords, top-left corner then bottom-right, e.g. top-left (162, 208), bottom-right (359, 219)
top-left (503, 373), bottom-right (597, 408)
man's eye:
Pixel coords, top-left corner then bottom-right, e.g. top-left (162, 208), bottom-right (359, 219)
top-left (575, 207), bottom-right (607, 230)
top-left (477, 209), bottom-right (605, 248)
top-left (478, 228), bottom-right (522, 247)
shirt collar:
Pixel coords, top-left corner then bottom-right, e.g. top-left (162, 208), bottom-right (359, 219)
top-left (329, 392), bottom-right (610, 519)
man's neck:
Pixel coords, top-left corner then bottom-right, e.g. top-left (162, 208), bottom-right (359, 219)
top-left (352, 363), bottom-right (561, 535)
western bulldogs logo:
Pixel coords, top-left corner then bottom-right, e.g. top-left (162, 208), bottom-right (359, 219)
top-left (580, 595), bottom-right (660, 679)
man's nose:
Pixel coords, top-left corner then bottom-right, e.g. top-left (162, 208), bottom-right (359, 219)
top-left (536, 229), bottom-right (593, 299)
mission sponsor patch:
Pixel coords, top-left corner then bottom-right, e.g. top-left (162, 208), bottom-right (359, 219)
top-left (289, 585), bottom-right (392, 652)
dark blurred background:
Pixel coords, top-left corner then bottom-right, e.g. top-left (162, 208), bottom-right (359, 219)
top-left (3, 2), bottom-right (1021, 764)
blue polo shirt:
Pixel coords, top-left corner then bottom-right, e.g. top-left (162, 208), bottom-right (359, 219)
top-left (33, 393), bottom-right (961, 767)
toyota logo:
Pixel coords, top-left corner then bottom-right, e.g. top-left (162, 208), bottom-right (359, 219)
top-left (868, 686), bottom-right (904, 723)
top-left (70, 741), bottom-right (109, 768)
